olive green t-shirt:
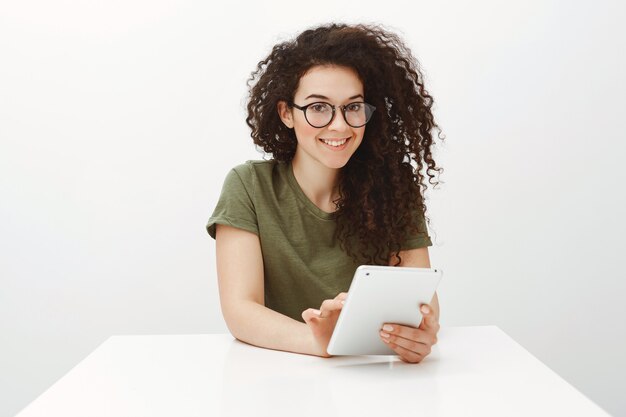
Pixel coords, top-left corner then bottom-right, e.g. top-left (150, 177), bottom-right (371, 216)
top-left (206, 159), bottom-right (432, 323)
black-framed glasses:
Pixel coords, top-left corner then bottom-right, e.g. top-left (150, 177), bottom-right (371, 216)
top-left (289, 101), bottom-right (376, 128)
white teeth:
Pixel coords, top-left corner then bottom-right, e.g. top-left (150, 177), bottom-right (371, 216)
top-left (321, 137), bottom-right (348, 146)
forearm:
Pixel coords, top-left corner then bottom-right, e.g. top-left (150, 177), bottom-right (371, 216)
top-left (224, 300), bottom-right (322, 357)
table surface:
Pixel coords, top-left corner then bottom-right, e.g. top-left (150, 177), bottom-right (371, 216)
top-left (15, 326), bottom-right (609, 417)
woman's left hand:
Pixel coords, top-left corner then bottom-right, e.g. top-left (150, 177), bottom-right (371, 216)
top-left (379, 303), bottom-right (440, 363)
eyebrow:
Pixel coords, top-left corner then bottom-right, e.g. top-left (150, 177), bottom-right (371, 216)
top-left (304, 93), bottom-right (364, 101)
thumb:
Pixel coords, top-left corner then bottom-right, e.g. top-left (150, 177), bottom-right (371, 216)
top-left (418, 304), bottom-right (437, 329)
top-left (302, 308), bottom-right (321, 324)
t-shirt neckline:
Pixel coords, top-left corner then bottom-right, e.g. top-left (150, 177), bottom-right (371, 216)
top-left (285, 160), bottom-right (337, 220)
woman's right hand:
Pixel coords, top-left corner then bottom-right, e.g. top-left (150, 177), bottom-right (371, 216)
top-left (301, 292), bottom-right (348, 358)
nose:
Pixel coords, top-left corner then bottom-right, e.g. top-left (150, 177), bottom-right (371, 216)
top-left (327, 107), bottom-right (350, 131)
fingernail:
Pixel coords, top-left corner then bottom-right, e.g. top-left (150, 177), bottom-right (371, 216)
top-left (382, 324), bottom-right (393, 332)
top-left (421, 305), bottom-right (430, 314)
top-left (313, 309), bottom-right (321, 316)
top-left (380, 331), bottom-right (390, 338)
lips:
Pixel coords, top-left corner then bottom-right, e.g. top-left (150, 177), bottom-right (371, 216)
top-left (319, 136), bottom-right (351, 150)
top-left (318, 136), bottom-right (350, 145)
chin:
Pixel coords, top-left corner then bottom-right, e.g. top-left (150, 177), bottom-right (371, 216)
top-left (323, 156), bottom-right (352, 170)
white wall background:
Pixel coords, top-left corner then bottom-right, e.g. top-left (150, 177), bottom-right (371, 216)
top-left (1, 0), bottom-right (624, 416)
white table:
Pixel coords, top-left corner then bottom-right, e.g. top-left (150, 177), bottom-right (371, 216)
top-left (15, 326), bottom-right (609, 417)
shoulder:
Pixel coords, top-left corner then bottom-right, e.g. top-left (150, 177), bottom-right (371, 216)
top-left (221, 159), bottom-right (281, 195)
top-left (229, 159), bottom-right (281, 183)
top-left (229, 159), bottom-right (276, 176)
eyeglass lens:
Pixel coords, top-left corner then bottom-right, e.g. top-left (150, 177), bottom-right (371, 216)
top-left (306, 103), bottom-right (373, 127)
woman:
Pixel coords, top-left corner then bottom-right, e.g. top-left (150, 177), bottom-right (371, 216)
top-left (206, 22), bottom-right (444, 363)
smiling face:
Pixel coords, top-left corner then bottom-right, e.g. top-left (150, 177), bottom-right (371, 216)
top-left (277, 64), bottom-right (366, 170)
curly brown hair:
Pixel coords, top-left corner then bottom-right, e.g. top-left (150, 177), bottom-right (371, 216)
top-left (245, 22), bottom-right (445, 266)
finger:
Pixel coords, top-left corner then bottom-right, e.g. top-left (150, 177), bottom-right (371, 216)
top-left (319, 299), bottom-right (344, 316)
top-left (302, 308), bottom-right (322, 323)
top-left (381, 324), bottom-right (436, 347)
top-left (383, 338), bottom-right (425, 364)
top-left (418, 304), bottom-right (440, 332)
top-left (380, 329), bottom-right (432, 356)
top-left (334, 292), bottom-right (348, 301)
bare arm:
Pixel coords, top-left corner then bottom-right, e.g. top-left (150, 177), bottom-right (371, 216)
top-left (389, 246), bottom-right (440, 322)
top-left (215, 223), bottom-right (325, 357)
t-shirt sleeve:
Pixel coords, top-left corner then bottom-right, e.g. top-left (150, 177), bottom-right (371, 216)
top-left (399, 206), bottom-right (433, 250)
top-left (206, 166), bottom-right (259, 239)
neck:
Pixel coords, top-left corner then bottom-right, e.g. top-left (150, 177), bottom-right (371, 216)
top-left (291, 152), bottom-right (341, 210)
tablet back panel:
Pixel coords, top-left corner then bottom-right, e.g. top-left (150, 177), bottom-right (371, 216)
top-left (327, 265), bottom-right (442, 355)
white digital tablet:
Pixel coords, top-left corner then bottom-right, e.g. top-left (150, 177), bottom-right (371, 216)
top-left (327, 265), bottom-right (443, 356)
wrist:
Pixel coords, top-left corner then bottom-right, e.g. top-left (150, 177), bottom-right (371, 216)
top-left (306, 328), bottom-right (333, 358)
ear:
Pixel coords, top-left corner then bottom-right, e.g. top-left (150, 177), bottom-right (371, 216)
top-left (277, 100), bottom-right (294, 129)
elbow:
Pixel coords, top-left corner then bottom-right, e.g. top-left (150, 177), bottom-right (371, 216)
top-left (220, 300), bottom-right (257, 343)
